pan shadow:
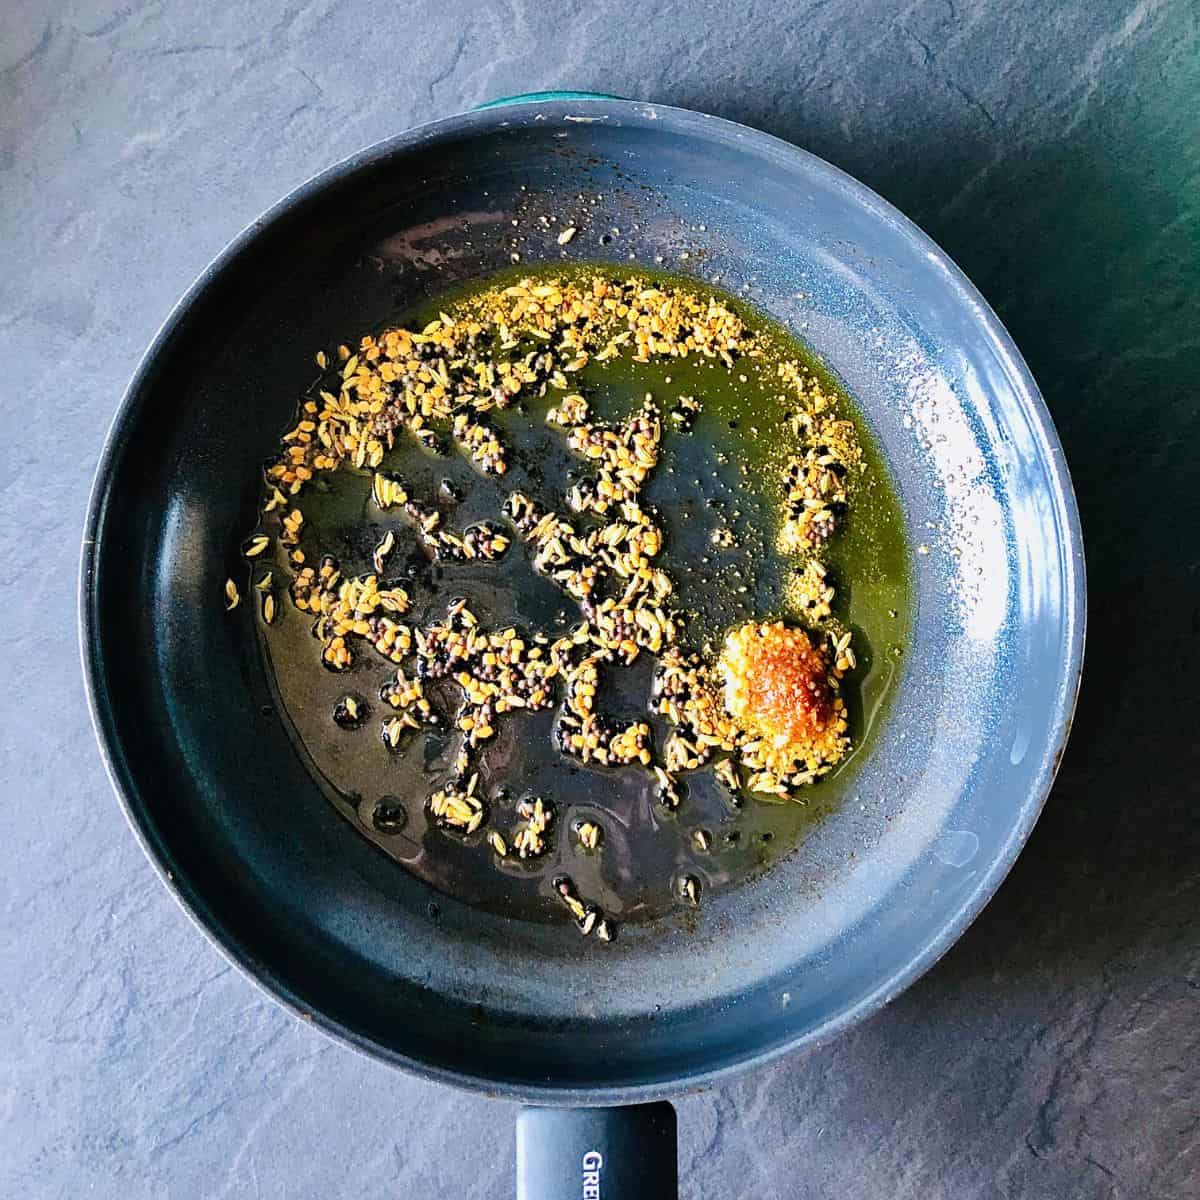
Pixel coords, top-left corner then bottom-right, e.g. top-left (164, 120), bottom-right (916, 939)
top-left (667, 89), bottom-right (1199, 1196)
top-left (696, 93), bottom-right (1200, 989)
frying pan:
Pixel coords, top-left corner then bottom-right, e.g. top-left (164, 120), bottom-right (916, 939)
top-left (80, 96), bottom-right (1084, 1197)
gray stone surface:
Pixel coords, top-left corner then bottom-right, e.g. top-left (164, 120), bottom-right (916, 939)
top-left (2, 0), bottom-right (1197, 1195)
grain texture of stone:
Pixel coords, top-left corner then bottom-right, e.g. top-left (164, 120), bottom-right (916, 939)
top-left (1, 1), bottom-right (1197, 1196)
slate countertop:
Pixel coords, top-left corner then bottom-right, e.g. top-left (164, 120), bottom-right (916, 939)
top-left (2, 1), bottom-right (1197, 1196)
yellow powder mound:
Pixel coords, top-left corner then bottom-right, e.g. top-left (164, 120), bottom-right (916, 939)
top-left (718, 621), bottom-right (849, 791)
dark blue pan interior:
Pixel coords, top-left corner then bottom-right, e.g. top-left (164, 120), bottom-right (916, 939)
top-left (81, 100), bottom-right (1084, 1102)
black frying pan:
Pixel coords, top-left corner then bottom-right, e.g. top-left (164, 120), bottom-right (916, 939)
top-left (81, 97), bottom-right (1084, 1197)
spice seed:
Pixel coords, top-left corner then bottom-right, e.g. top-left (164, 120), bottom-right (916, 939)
top-left (576, 821), bottom-right (601, 852)
top-left (247, 268), bottom-right (873, 938)
top-left (333, 694), bottom-right (368, 729)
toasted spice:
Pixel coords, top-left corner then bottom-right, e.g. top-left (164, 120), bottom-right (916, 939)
top-left (333, 693), bottom-right (368, 730)
top-left (240, 270), bottom-right (868, 936)
top-left (575, 821), bottom-right (602, 852)
top-left (511, 795), bottom-right (555, 859)
top-left (429, 775), bottom-right (485, 834)
top-left (719, 621), bottom-right (849, 794)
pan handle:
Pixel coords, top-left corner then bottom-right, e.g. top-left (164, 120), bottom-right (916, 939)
top-left (477, 91), bottom-right (624, 109)
top-left (517, 1103), bottom-right (677, 1200)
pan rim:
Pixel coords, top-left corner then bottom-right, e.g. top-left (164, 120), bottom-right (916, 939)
top-left (79, 96), bottom-right (1086, 1105)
